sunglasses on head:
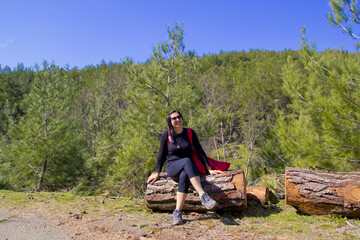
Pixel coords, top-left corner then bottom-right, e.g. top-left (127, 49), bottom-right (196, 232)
top-left (171, 115), bottom-right (182, 121)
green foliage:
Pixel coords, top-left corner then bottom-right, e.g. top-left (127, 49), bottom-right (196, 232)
top-left (70, 179), bottom-right (103, 196)
top-left (71, 63), bottom-right (128, 193)
top-left (252, 174), bottom-right (285, 198)
top-left (0, 48), bottom-right (306, 193)
top-left (271, 29), bottom-right (360, 171)
top-left (0, 62), bottom-right (87, 191)
top-left (107, 121), bottom-right (157, 195)
top-left (0, 64), bottom-right (34, 136)
top-left (197, 50), bottom-right (293, 181)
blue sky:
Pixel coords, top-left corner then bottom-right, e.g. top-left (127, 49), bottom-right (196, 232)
top-left (0, 0), bottom-right (357, 69)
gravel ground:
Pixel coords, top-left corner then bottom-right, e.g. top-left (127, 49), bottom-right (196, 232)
top-left (0, 211), bottom-right (72, 240)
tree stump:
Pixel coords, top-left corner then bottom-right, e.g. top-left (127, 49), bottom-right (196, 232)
top-left (247, 185), bottom-right (269, 205)
top-left (285, 167), bottom-right (360, 217)
top-left (145, 170), bottom-right (246, 211)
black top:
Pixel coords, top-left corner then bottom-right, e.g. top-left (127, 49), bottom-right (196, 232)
top-left (156, 128), bottom-right (209, 173)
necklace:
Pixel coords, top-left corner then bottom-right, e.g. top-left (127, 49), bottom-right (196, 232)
top-left (176, 134), bottom-right (181, 149)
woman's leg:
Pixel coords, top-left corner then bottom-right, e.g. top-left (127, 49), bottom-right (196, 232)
top-left (167, 158), bottom-right (206, 196)
top-left (167, 158), bottom-right (216, 210)
top-left (176, 169), bottom-right (190, 210)
top-left (179, 159), bottom-right (217, 209)
top-left (176, 192), bottom-right (187, 210)
top-left (189, 176), bottom-right (205, 196)
top-left (170, 168), bottom-right (190, 225)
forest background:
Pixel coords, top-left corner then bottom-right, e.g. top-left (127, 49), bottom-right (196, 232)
top-left (0, 0), bottom-right (359, 196)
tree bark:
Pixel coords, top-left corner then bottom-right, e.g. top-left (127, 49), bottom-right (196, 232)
top-left (145, 170), bottom-right (246, 211)
top-left (285, 167), bottom-right (360, 217)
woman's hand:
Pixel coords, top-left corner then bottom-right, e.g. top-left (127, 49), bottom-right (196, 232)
top-left (207, 166), bottom-right (223, 175)
top-left (147, 172), bottom-right (160, 184)
top-left (209, 169), bottom-right (223, 175)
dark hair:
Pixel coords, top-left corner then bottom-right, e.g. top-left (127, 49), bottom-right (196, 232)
top-left (166, 110), bottom-right (183, 142)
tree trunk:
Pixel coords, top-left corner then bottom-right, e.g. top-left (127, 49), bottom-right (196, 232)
top-left (285, 167), bottom-right (360, 217)
top-left (37, 157), bottom-right (48, 191)
top-left (247, 185), bottom-right (269, 205)
top-left (145, 170), bottom-right (246, 211)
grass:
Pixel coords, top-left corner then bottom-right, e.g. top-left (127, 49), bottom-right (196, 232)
top-left (207, 200), bottom-right (360, 239)
top-left (233, 201), bottom-right (360, 239)
top-left (0, 190), bottom-right (146, 217)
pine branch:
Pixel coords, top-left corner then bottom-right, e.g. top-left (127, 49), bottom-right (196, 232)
top-left (338, 116), bottom-right (360, 124)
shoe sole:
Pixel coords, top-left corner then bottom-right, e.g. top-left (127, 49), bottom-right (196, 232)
top-left (204, 201), bottom-right (218, 210)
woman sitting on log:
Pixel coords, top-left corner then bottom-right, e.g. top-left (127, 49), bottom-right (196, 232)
top-left (147, 110), bottom-right (222, 225)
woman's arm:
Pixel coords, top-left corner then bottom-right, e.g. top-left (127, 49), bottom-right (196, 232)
top-left (156, 131), bottom-right (168, 173)
top-left (148, 131), bottom-right (168, 184)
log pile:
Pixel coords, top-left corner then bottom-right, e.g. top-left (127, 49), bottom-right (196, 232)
top-left (285, 167), bottom-right (360, 217)
top-left (145, 170), bottom-right (247, 211)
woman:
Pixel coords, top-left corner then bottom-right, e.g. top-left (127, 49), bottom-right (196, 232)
top-left (147, 110), bottom-right (222, 225)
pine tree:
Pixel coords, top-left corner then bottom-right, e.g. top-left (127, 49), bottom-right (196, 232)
top-left (2, 62), bottom-right (83, 190)
top-left (272, 27), bottom-right (360, 171)
top-left (72, 63), bottom-right (128, 194)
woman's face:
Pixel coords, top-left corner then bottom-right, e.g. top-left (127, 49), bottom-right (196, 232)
top-left (170, 112), bottom-right (183, 128)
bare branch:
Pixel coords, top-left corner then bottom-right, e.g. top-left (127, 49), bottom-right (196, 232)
top-left (339, 21), bottom-right (360, 39)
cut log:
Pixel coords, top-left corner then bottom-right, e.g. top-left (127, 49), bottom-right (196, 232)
top-left (285, 167), bottom-right (360, 217)
top-left (247, 185), bottom-right (269, 205)
top-left (145, 170), bottom-right (246, 211)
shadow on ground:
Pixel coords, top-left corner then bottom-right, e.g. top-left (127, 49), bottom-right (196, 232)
top-left (214, 202), bottom-right (283, 226)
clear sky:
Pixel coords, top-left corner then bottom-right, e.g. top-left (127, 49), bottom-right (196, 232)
top-left (0, 0), bottom-right (357, 69)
